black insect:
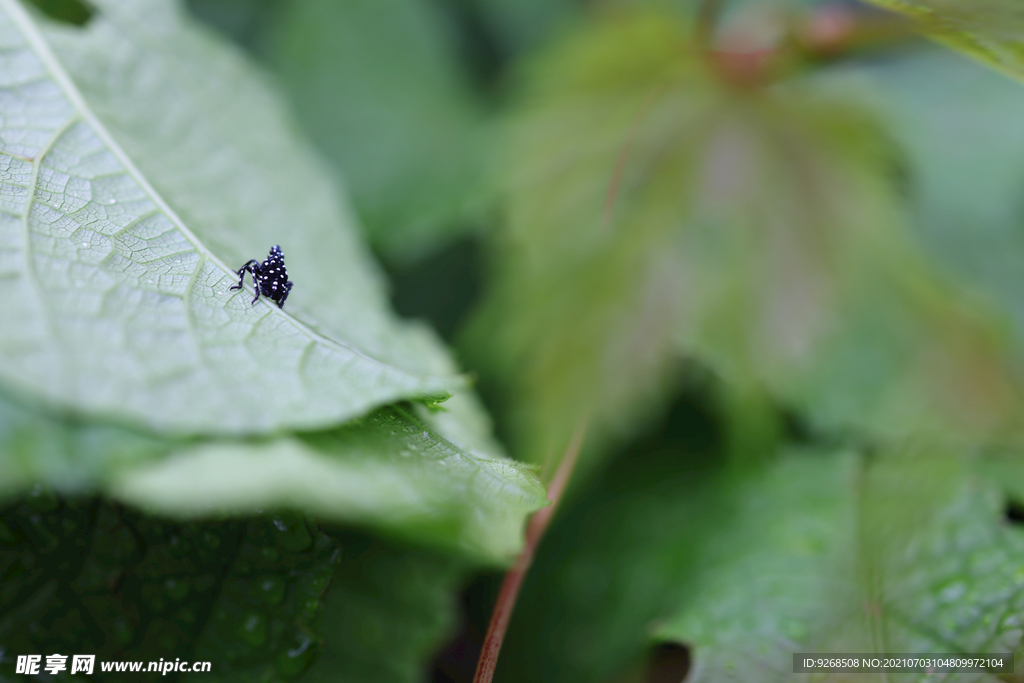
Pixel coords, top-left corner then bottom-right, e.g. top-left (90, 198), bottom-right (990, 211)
top-left (230, 245), bottom-right (294, 309)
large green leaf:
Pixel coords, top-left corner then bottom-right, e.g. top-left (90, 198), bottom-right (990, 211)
top-left (36, 0), bottom-right (457, 380)
top-left (0, 386), bottom-right (546, 562)
top-left (112, 402), bottom-right (546, 561)
top-left (0, 500), bottom-right (337, 682)
top-left (497, 442), bottom-right (1024, 683)
top-left (654, 449), bottom-right (1024, 683)
top-left (0, 0), bottom-right (546, 563)
top-left (300, 532), bottom-right (465, 683)
top-left (0, 0), bottom-right (465, 435)
top-left (863, 0), bottom-right (1024, 83)
top-left (266, 0), bottom-right (488, 261)
top-left (0, 498), bottom-right (466, 683)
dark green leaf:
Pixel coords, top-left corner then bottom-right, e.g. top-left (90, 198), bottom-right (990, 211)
top-left (0, 501), bottom-right (337, 681)
top-left (498, 443), bottom-right (1024, 683)
top-left (0, 498), bottom-right (466, 682)
top-left (467, 0), bottom-right (581, 57)
top-left (300, 531), bottom-right (465, 683)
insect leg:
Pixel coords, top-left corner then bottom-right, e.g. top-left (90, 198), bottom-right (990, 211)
top-left (230, 260), bottom-right (258, 291)
top-left (276, 282), bottom-right (292, 309)
top-left (250, 272), bottom-right (262, 305)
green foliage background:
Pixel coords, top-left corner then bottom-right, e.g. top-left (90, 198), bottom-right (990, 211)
top-left (5, 0), bottom-right (1024, 681)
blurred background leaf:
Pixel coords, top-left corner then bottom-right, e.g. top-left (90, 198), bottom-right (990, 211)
top-left (300, 532), bottom-right (465, 683)
top-left (496, 406), bottom-right (1024, 683)
top-left (862, 0), bottom-right (1024, 83)
top-left (264, 0), bottom-right (489, 263)
top-left (190, 0), bottom-right (587, 263)
top-left (461, 0), bottom-right (581, 59)
top-left (464, 9), bottom-right (1024, 472)
top-left (836, 47), bottom-right (1024, 343)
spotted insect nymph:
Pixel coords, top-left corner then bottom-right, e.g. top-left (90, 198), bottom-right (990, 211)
top-left (230, 245), bottom-right (294, 309)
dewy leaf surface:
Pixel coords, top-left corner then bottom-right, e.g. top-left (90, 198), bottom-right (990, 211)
top-left (864, 0), bottom-right (1024, 82)
top-left (655, 450), bottom-right (1024, 683)
top-left (0, 0), bottom-right (464, 435)
top-left (498, 445), bottom-right (1024, 683)
top-left (299, 532), bottom-right (465, 683)
top-left (0, 498), bottom-right (467, 682)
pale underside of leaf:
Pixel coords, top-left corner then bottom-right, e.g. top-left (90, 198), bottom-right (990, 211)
top-left (0, 0), bottom-right (547, 562)
top-left (0, 384), bottom-right (546, 563)
top-left (0, 0), bottom-right (462, 435)
top-left (41, 0), bottom-right (462, 382)
top-left (110, 405), bottom-right (546, 562)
